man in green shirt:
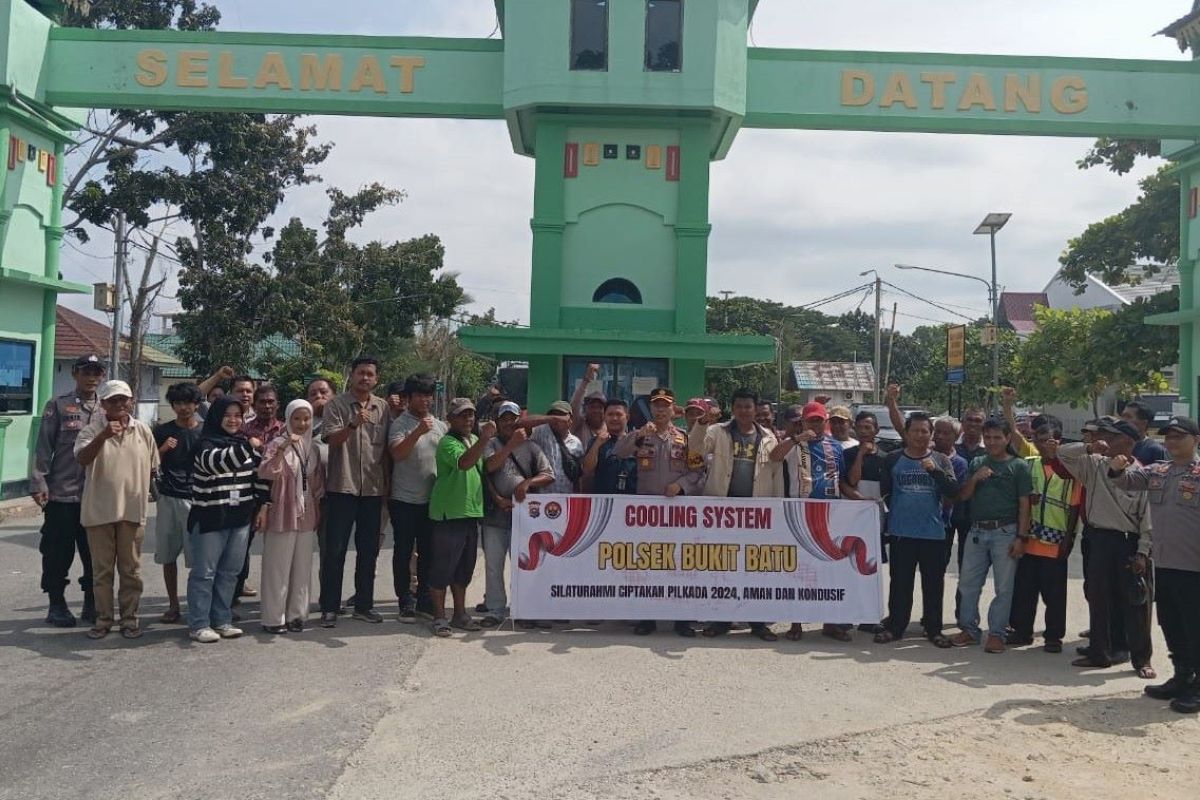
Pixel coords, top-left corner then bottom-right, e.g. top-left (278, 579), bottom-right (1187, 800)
top-left (950, 417), bottom-right (1034, 653)
top-left (427, 398), bottom-right (494, 637)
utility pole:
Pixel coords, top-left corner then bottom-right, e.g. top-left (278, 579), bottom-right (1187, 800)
top-left (108, 212), bottom-right (127, 378)
top-left (873, 274), bottom-right (882, 402)
top-left (883, 302), bottom-right (898, 388)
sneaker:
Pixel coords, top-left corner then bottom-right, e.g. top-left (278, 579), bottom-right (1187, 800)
top-left (45, 603), bottom-right (77, 628)
top-left (287, 619), bottom-right (305, 633)
top-left (215, 625), bottom-right (243, 639)
top-left (1043, 640), bottom-right (1063, 654)
top-left (353, 609), bottom-right (384, 624)
top-left (397, 600), bottom-right (417, 622)
top-left (190, 627), bottom-right (220, 643)
top-left (262, 624), bottom-right (288, 634)
top-left (320, 612), bottom-right (337, 628)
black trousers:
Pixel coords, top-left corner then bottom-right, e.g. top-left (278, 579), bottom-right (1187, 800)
top-left (1009, 553), bottom-right (1068, 642)
top-left (1083, 527), bottom-right (1153, 667)
top-left (1156, 567), bottom-right (1200, 678)
top-left (946, 521), bottom-right (969, 620)
top-left (389, 500), bottom-right (432, 607)
top-left (887, 536), bottom-right (945, 638)
top-left (319, 493), bottom-right (383, 614)
top-left (39, 501), bottom-right (93, 602)
top-left (234, 526), bottom-right (256, 599)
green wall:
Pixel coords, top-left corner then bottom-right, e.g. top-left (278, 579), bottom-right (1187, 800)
top-left (0, 282), bottom-right (43, 488)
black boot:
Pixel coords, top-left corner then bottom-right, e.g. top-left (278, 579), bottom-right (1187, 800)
top-left (45, 602), bottom-right (76, 628)
top-left (1145, 672), bottom-right (1195, 701)
top-left (80, 591), bottom-right (97, 625)
top-left (1169, 678), bottom-right (1200, 714)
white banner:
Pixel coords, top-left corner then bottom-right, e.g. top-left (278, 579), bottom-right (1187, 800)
top-left (510, 495), bottom-right (884, 623)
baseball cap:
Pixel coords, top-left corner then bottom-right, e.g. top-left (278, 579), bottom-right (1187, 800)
top-left (447, 397), bottom-right (476, 416)
top-left (547, 400), bottom-right (573, 416)
top-left (1158, 416), bottom-right (1200, 436)
top-left (73, 354), bottom-right (104, 371)
top-left (785, 404), bottom-right (806, 422)
top-left (1081, 419), bottom-right (1102, 432)
top-left (648, 387), bottom-right (675, 404)
top-left (829, 405), bottom-right (852, 421)
top-left (495, 401), bottom-right (521, 418)
top-left (583, 391), bottom-right (607, 405)
top-left (685, 397), bottom-right (708, 413)
top-left (801, 401), bottom-right (828, 420)
top-left (98, 380), bottom-right (132, 400)
top-left (1097, 418), bottom-right (1140, 440)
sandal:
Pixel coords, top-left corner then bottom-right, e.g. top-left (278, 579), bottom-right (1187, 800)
top-left (821, 625), bottom-right (852, 642)
top-left (431, 619), bottom-right (452, 637)
top-left (479, 616), bottom-right (504, 628)
top-left (751, 626), bottom-right (778, 642)
top-left (450, 615), bottom-right (482, 632)
top-left (873, 630), bottom-right (898, 644)
top-left (784, 625), bottom-right (804, 641)
top-left (86, 626), bottom-right (110, 640)
top-left (1136, 665), bottom-right (1158, 680)
top-left (928, 634), bottom-right (953, 649)
top-left (159, 608), bottom-right (182, 625)
top-left (121, 626), bottom-right (143, 640)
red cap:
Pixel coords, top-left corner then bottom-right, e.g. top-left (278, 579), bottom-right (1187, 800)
top-left (801, 401), bottom-right (828, 420)
top-left (685, 397), bottom-right (708, 412)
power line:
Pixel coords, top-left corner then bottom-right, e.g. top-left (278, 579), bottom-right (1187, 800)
top-left (880, 280), bottom-right (978, 322)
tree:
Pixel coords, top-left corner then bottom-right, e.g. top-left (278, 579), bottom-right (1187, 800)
top-left (1013, 305), bottom-right (1171, 417)
top-left (61, 1), bottom-right (331, 387)
top-left (1058, 138), bottom-right (1176, 291)
top-left (176, 184), bottom-right (468, 379)
top-left (894, 322), bottom-right (1020, 413)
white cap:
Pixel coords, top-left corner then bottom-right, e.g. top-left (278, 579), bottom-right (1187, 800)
top-left (98, 380), bottom-right (133, 400)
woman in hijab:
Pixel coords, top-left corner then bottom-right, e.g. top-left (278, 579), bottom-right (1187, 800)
top-left (186, 396), bottom-right (268, 643)
top-left (257, 399), bottom-right (325, 633)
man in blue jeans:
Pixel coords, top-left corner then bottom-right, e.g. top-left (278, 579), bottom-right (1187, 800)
top-left (950, 417), bottom-right (1033, 653)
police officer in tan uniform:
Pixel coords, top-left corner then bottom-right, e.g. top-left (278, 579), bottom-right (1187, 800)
top-left (612, 386), bottom-right (704, 637)
top-left (29, 354), bottom-right (104, 627)
top-left (1109, 416), bottom-right (1200, 713)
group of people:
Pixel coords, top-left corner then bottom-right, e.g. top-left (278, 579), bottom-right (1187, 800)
top-left (29, 355), bottom-right (1200, 713)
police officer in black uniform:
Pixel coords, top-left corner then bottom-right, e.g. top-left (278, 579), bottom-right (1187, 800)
top-left (29, 354), bottom-right (104, 627)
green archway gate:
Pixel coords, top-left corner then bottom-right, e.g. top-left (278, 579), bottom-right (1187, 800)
top-left (2, 0), bottom-right (1199, 488)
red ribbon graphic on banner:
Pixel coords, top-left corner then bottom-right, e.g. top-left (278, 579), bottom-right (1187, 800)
top-left (784, 501), bottom-right (877, 576)
top-left (519, 496), bottom-right (594, 570)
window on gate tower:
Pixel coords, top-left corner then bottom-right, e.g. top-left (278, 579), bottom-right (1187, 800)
top-left (645, 0), bottom-right (683, 72)
top-left (593, 279), bottom-right (643, 305)
top-left (571, 0), bottom-right (609, 71)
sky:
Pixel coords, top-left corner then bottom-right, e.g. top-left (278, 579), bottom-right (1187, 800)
top-left (57, 0), bottom-right (1192, 336)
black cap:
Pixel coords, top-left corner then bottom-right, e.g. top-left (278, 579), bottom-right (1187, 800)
top-left (1158, 416), bottom-right (1200, 436)
top-left (72, 354), bottom-right (104, 371)
top-left (1097, 419), bottom-right (1141, 440)
top-left (648, 387), bottom-right (675, 404)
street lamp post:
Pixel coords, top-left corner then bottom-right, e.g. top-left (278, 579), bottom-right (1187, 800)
top-left (973, 213), bottom-right (1011, 409)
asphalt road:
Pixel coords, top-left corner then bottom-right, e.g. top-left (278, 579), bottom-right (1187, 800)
top-left (1, 507), bottom-right (1195, 800)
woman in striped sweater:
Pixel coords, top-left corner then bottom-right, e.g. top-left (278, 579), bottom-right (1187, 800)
top-left (186, 396), bottom-right (271, 643)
